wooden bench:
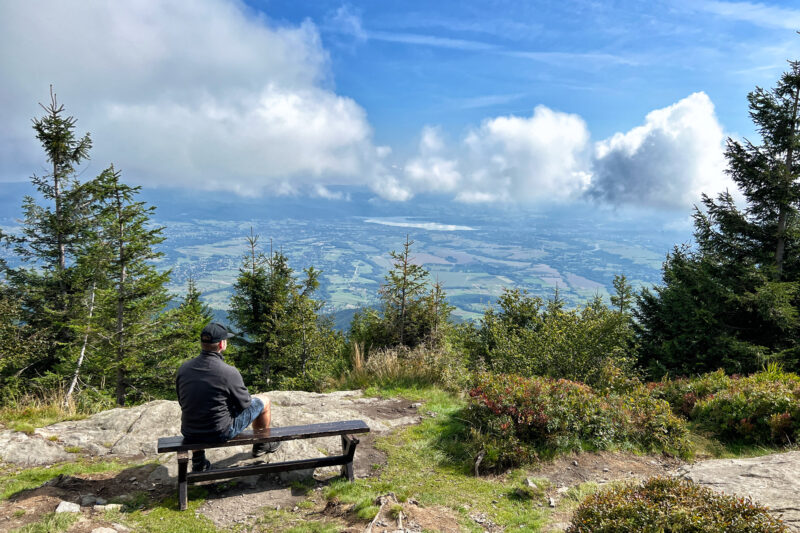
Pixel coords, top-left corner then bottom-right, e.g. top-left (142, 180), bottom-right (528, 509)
top-left (157, 419), bottom-right (370, 510)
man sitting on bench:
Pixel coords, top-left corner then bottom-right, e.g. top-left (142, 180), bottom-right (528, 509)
top-left (176, 322), bottom-right (280, 472)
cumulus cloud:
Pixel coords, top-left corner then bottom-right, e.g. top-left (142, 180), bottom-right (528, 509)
top-left (588, 92), bottom-right (729, 209)
top-left (393, 107), bottom-right (593, 204)
top-left (394, 93), bottom-right (729, 210)
top-left (0, 0), bottom-right (386, 194)
top-left (459, 107), bottom-right (592, 203)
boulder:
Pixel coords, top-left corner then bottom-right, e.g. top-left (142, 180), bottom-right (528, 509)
top-left (2, 389), bottom-right (419, 484)
top-left (0, 430), bottom-right (72, 465)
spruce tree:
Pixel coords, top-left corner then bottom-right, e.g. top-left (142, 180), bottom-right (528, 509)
top-left (636, 61), bottom-right (800, 376)
top-left (89, 167), bottom-right (170, 405)
top-left (351, 236), bottom-right (453, 350)
top-left (5, 88), bottom-right (93, 381)
top-left (229, 232), bottom-right (342, 390)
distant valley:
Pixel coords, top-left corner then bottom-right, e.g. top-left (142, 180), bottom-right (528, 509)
top-left (0, 184), bottom-right (693, 323)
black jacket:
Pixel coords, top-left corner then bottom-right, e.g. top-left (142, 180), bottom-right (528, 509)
top-left (176, 350), bottom-right (252, 438)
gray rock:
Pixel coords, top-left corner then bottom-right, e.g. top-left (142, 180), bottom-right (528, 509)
top-left (676, 451), bottom-right (800, 530)
top-left (94, 503), bottom-right (123, 512)
top-left (91, 528), bottom-right (117, 533)
top-left (0, 389), bottom-right (415, 480)
top-left (0, 430), bottom-right (72, 465)
top-left (80, 494), bottom-right (97, 506)
top-left (55, 500), bottom-right (81, 513)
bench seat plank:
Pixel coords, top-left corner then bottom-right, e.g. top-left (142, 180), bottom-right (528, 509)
top-left (158, 419), bottom-right (370, 452)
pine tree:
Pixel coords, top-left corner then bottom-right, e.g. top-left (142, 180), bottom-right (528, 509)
top-left (382, 236), bottom-right (432, 347)
top-left (352, 236), bottom-right (453, 350)
top-left (147, 278), bottom-right (214, 399)
top-left (611, 274), bottom-right (634, 314)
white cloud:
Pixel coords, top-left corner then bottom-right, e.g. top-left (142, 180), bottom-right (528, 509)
top-left (460, 107), bottom-right (592, 203)
top-left (329, 4), bottom-right (368, 42)
top-left (588, 92), bottom-right (729, 209)
top-left (393, 93), bottom-right (728, 210)
top-left (394, 107), bottom-right (592, 204)
top-left (403, 127), bottom-right (462, 193)
top-left (0, 0), bottom-right (386, 194)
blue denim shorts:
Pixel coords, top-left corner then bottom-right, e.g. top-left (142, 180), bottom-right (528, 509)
top-left (221, 397), bottom-right (264, 441)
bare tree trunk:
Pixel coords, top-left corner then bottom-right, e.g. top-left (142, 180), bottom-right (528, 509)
top-left (114, 189), bottom-right (127, 406)
top-left (399, 235), bottom-right (410, 346)
top-left (64, 281), bottom-right (96, 408)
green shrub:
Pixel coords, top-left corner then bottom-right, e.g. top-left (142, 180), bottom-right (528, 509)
top-left (648, 369), bottom-right (732, 417)
top-left (465, 373), bottom-right (689, 471)
top-left (692, 372), bottom-right (800, 444)
top-left (567, 477), bottom-right (787, 532)
top-left (465, 289), bottom-right (636, 389)
top-left (650, 368), bottom-right (800, 444)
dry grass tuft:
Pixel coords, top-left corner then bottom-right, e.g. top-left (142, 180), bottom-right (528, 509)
top-left (338, 344), bottom-right (468, 390)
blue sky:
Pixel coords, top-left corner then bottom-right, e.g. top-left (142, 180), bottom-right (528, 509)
top-left (1, 0), bottom-right (799, 210)
top-left (257, 0), bottom-right (799, 142)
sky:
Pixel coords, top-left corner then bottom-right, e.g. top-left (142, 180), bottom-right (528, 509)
top-left (1, 0), bottom-right (799, 211)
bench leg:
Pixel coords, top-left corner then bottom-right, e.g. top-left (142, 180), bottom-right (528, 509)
top-left (177, 451), bottom-right (189, 511)
top-left (340, 434), bottom-right (359, 482)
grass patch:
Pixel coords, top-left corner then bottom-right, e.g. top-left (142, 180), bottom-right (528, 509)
top-left (117, 488), bottom-right (220, 533)
top-left (9, 512), bottom-right (77, 533)
top-left (0, 460), bottom-right (127, 500)
top-left (556, 482), bottom-right (602, 512)
top-left (289, 478), bottom-right (315, 496)
top-left (64, 446), bottom-right (82, 454)
top-left (688, 427), bottom-right (790, 459)
top-left (323, 385), bottom-right (548, 532)
top-left (9, 422), bottom-right (35, 435)
top-left (0, 401), bottom-right (88, 432)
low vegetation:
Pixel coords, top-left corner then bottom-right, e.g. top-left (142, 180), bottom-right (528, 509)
top-left (9, 512), bottom-right (78, 533)
top-left (465, 372), bottom-right (690, 472)
top-left (651, 366), bottom-right (800, 445)
top-left (567, 477), bottom-right (788, 532)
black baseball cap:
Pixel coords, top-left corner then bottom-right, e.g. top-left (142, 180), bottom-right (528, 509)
top-left (200, 322), bottom-right (236, 343)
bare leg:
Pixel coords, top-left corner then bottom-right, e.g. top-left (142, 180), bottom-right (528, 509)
top-left (252, 397), bottom-right (271, 430)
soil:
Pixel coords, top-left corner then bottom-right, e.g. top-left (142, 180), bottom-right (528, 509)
top-left (530, 450), bottom-right (682, 489)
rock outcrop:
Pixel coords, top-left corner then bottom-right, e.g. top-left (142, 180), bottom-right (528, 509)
top-left (676, 451), bottom-right (800, 531)
top-left (0, 390), bottom-right (419, 483)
